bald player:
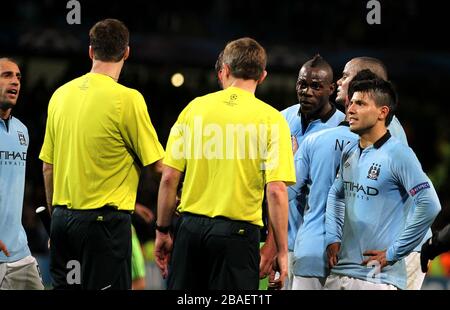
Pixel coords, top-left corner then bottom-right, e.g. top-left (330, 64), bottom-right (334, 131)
top-left (336, 57), bottom-right (407, 144)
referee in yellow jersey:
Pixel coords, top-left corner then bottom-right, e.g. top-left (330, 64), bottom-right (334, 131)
top-left (39, 19), bottom-right (164, 290)
top-left (155, 37), bottom-right (296, 289)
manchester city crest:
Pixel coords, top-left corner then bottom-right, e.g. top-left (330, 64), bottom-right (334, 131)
top-left (367, 163), bottom-right (381, 180)
top-left (17, 131), bottom-right (27, 146)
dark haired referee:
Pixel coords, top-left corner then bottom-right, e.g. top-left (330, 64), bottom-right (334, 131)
top-left (39, 19), bottom-right (164, 290)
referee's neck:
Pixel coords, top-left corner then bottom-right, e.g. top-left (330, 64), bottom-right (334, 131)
top-left (90, 60), bottom-right (124, 82)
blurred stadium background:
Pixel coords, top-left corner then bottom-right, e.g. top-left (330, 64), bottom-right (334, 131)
top-left (1, 0), bottom-right (449, 289)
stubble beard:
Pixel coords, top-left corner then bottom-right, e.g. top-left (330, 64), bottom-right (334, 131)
top-left (0, 101), bottom-right (14, 111)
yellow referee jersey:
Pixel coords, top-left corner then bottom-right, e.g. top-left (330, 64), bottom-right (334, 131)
top-left (164, 86), bottom-right (295, 226)
top-left (39, 73), bottom-right (164, 211)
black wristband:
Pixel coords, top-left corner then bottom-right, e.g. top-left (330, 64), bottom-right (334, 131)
top-left (156, 224), bottom-right (171, 234)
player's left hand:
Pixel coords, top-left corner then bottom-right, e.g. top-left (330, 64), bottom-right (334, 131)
top-left (0, 239), bottom-right (9, 257)
top-left (362, 249), bottom-right (388, 269)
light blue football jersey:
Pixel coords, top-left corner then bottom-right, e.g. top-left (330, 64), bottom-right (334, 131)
top-left (292, 124), bottom-right (358, 277)
top-left (326, 132), bottom-right (440, 289)
top-left (281, 104), bottom-right (345, 250)
top-left (0, 116), bottom-right (31, 262)
top-left (389, 115), bottom-right (408, 145)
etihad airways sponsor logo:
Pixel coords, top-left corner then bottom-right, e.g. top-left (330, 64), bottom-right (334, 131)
top-left (343, 181), bottom-right (379, 200)
top-left (0, 151), bottom-right (27, 161)
top-left (0, 151), bottom-right (27, 166)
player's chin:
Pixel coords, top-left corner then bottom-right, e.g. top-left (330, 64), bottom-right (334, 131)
top-left (349, 124), bottom-right (362, 134)
top-left (299, 102), bottom-right (315, 115)
top-left (336, 98), bottom-right (347, 109)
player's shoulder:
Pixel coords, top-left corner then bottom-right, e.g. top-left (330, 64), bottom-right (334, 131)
top-left (385, 135), bottom-right (411, 151)
top-left (11, 116), bottom-right (28, 132)
top-left (256, 98), bottom-right (285, 116)
top-left (308, 125), bottom-right (353, 143)
top-left (182, 91), bottom-right (213, 111)
top-left (195, 89), bottom-right (221, 102)
top-left (312, 125), bottom-right (339, 137)
top-left (53, 75), bottom-right (81, 95)
top-left (385, 136), bottom-right (417, 161)
top-left (342, 139), bottom-right (359, 155)
top-left (303, 126), bottom-right (334, 145)
top-left (330, 108), bottom-right (345, 121)
top-left (280, 103), bottom-right (299, 118)
top-left (115, 83), bottom-right (144, 100)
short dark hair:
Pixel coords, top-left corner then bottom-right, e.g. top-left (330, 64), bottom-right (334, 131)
top-left (222, 37), bottom-right (266, 81)
top-left (303, 54), bottom-right (333, 82)
top-left (348, 69), bottom-right (397, 125)
top-left (89, 19), bottom-right (129, 62)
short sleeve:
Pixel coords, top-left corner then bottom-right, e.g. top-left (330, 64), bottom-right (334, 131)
top-left (39, 96), bottom-right (56, 164)
top-left (119, 90), bottom-right (164, 166)
top-left (163, 104), bottom-right (191, 172)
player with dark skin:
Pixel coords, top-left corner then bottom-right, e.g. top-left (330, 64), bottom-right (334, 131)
top-left (260, 56), bottom-right (337, 283)
top-left (297, 63), bottom-right (335, 122)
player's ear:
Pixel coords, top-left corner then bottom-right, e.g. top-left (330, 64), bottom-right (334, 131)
top-left (329, 82), bottom-right (336, 94)
top-left (257, 70), bottom-right (267, 85)
top-left (379, 105), bottom-right (390, 122)
top-left (222, 63), bottom-right (231, 78)
top-left (89, 46), bottom-right (94, 60)
top-left (123, 46), bottom-right (130, 61)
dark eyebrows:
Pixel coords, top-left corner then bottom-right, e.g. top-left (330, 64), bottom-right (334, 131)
top-left (350, 99), bottom-right (365, 105)
top-left (1, 71), bottom-right (21, 78)
top-left (297, 77), bottom-right (327, 83)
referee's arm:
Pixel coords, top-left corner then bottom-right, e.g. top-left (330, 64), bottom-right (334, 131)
top-left (266, 181), bottom-right (289, 288)
top-left (42, 162), bottom-right (54, 214)
top-left (154, 164), bottom-right (182, 278)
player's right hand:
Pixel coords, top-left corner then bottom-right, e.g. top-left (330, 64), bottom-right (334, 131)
top-left (0, 240), bottom-right (9, 257)
top-left (327, 242), bottom-right (341, 268)
top-left (154, 231), bottom-right (173, 279)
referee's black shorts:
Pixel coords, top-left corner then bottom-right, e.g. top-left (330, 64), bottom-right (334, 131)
top-left (168, 212), bottom-right (260, 290)
top-left (50, 205), bottom-right (131, 290)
